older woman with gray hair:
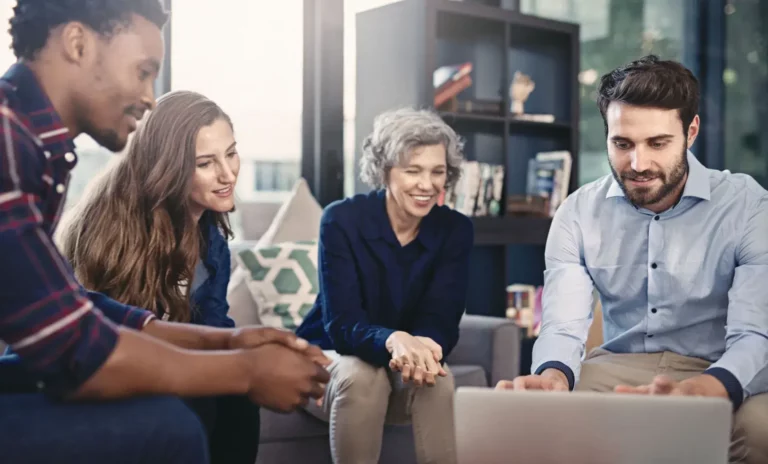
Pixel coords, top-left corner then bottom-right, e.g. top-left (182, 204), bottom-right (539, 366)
top-left (297, 107), bottom-right (473, 464)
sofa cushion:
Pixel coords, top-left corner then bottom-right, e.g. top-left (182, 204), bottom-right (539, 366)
top-left (260, 409), bottom-right (330, 442)
top-left (236, 240), bottom-right (319, 330)
top-left (450, 364), bottom-right (488, 388)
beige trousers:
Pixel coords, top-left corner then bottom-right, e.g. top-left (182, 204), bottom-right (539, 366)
top-left (303, 351), bottom-right (457, 464)
top-left (576, 348), bottom-right (768, 464)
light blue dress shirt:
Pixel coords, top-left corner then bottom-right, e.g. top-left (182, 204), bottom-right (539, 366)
top-left (532, 151), bottom-right (768, 407)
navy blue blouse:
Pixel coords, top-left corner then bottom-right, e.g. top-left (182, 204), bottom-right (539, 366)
top-left (296, 190), bottom-right (474, 367)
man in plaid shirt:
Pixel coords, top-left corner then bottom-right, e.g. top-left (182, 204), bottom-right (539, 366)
top-left (0, 2), bottom-right (329, 463)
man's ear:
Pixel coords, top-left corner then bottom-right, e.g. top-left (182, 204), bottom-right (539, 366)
top-left (58, 22), bottom-right (93, 64)
top-left (686, 114), bottom-right (700, 148)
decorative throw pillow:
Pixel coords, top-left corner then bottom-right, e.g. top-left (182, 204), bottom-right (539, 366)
top-left (237, 240), bottom-right (319, 330)
top-left (255, 178), bottom-right (323, 248)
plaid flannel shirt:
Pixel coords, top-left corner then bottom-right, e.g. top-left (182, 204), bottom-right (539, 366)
top-left (0, 63), bottom-right (155, 395)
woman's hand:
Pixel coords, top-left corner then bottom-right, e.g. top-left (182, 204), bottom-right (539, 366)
top-left (385, 331), bottom-right (445, 386)
top-left (414, 336), bottom-right (443, 363)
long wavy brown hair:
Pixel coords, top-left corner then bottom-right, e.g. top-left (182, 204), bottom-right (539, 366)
top-left (57, 90), bottom-right (234, 322)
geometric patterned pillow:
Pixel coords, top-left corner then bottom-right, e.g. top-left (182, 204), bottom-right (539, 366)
top-left (237, 240), bottom-right (318, 331)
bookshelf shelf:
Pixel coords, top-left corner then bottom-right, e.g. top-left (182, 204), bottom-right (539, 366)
top-left (439, 111), bottom-right (506, 124)
top-left (507, 118), bottom-right (572, 132)
top-left (472, 216), bottom-right (552, 246)
top-left (355, 0), bottom-right (579, 317)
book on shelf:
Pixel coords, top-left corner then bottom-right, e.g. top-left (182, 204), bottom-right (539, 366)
top-left (443, 160), bottom-right (504, 217)
top-left (525, 150), bottom-right (572, 217)
top-left (433, 62), bottom-right (472, 91)
top-left (433, 62), bottom-right (474, 108)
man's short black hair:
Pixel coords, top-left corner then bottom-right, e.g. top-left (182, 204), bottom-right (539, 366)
top-left (10, 0), bottom-right (169, 60)
top-left (597, 55), bottom-right (700, 135)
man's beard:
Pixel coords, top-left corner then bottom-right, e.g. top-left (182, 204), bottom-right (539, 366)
top-left (609, 142), bottom-right (689, 208)
top-left (76, 110), bottom-right (128, 153)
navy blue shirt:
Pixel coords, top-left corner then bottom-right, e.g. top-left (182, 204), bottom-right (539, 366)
top-left (296, 190), bottom-right (474, 367)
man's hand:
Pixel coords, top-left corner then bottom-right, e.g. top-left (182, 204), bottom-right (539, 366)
top-left (614, 374), bottom-right (728, 398)
top-left (241, 343), bottom-right (331, 413)
top-left (386, 331), bottom-right (446, 387)
top-left (228, 327), bottom-right (331, 367)
top-left (494, 368), bottom-right (569, 392)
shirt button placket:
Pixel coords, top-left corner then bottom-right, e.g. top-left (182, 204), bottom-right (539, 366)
top-left (647, 214), bottom-right (663, 344)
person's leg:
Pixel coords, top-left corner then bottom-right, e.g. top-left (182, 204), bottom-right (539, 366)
top-left (385, 365), bottom-right (457, 464)
top-left (577, 349), bottom-right (757, 464)
top-left (731, 393), bottom-right (768, 464)
top-left (574, 348), bottom-right (664, 392)
top-left (208, 395), bottom-right (261, 464)
top-left (184, 396), bottom-right (219, 440)
top-left (303, 351), bottom-right (392, 464)
top-left (0, 393), bottom-right (209, 464)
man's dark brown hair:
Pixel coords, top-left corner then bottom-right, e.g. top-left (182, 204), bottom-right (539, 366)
top-left (597, 55), bottom-right (700, 134)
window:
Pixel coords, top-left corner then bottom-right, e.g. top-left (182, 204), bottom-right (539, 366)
top-left (521, 0), bottom-right (687, 185)
top-left (724, 0), bottom-right (767, 188)
top-left (171, 0), bottom-right (304, 205)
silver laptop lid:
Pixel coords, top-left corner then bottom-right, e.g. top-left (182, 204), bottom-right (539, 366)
top-left (455, 387), bottom-right (732, 464)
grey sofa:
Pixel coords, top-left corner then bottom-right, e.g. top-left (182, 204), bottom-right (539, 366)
top-left (255, 314), bottom-right (521, 464)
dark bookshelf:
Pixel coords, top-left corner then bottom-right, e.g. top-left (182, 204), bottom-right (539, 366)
top-left (472, 216), bottom-right (552, 246)
top-left (355, 0), bottom-right (579, 317)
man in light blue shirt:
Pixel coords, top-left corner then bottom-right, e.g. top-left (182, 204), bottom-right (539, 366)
top-left (497, 55), bottom-right (768, 462)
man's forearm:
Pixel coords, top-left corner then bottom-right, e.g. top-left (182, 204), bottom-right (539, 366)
top-left (142, 319), bottom-right (232, 351)
top-left (73, 327), bottom-right (250, 400)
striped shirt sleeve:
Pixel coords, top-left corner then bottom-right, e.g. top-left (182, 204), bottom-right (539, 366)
top-left (0, 102), bottom-right (146, 394)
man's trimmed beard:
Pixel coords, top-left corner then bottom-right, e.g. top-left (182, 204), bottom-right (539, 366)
top-left (609, 141), bottom-right (688, 207)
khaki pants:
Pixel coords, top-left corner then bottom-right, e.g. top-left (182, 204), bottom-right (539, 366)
top-left (577, 348), bottom-right (768, 464)
top-left (303, 351), bottom-right (457, 464)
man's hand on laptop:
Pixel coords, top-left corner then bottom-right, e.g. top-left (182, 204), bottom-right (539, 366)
top-left (494, 368), bottom-right (569, 392)
top-left (614, 374), bottom-right (728, 399)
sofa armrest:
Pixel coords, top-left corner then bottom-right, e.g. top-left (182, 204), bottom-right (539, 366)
top-left (445, 314), bottom-right (521, 387)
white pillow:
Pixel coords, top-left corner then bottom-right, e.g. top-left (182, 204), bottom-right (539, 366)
top-left (255, 178), bottom-right (323, 247)
top-left (226, 178), bottom-right (322, 327)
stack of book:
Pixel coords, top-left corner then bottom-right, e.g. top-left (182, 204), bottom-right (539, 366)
top-left (507, 150), bottom-right (572, 218)
top-left (441, 161), bottom-right (505, 217)
top-left (525, 150), bottom-right (572, 217)
top-left (433, 62), bottom-right (473, 108)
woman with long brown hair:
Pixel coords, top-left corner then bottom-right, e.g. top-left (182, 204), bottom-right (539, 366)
top-left (57, 90), bottom-right (260, 464)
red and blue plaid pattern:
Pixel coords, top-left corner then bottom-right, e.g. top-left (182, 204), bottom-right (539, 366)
top-left (0, 63), bottom-right (154, 394)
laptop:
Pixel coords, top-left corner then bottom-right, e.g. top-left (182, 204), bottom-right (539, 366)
top-left (454, 387), bottom-right (732, 464)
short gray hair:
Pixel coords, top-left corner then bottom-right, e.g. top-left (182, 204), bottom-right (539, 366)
top-left (359, 107), bottom-right (465, 189)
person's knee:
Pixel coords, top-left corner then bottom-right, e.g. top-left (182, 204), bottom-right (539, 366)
top-left (416, 366), bottom-right (455, 405)
top-left (733, 394), bottom-right (768, 463)
top-left (140, 396), bottom-right (210, 464)
top-left (332, 356), bottom-right (390, 401)
top-left (431, 367), bottom-right (455, 397)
